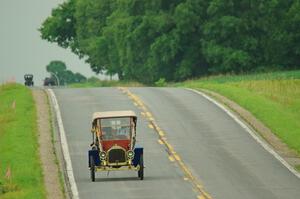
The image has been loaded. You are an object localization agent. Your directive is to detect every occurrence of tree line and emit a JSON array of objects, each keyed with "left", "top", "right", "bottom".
[
  {"left": 46, "top": 60, "right": 87, "bottom": 85},
  {"left": 40, "top": 0, "right": 300, "bottom": 84}
]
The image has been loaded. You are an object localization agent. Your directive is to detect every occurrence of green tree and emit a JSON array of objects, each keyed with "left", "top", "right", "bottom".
[
  {"left": 284, "top": 0, "right": 300, "bottom": 68},
  {"left": 46, "top": 60, "right": 86, "bottom": 84},
  {"left": 46, "top": 60, "right": 67, "bottom": 85},
  {"left": 40, "top": 0, "right": 300, "bottom": 84},
  {"left": 46, "top": 60, "right": 67, "bottom": 73},
  {"left": 74, "top": 72, "right": 87, "bottom": 82},
  {"left": 61, "top": 70, "right": 75, "bottom": 84},
  {"left": 40, "top": 0, "right": 80, "bottom": 54}
]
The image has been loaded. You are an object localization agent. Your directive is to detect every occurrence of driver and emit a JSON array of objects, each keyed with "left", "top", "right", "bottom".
[{"left": 101, "top": 127, "right": 113, "bottom": 139}]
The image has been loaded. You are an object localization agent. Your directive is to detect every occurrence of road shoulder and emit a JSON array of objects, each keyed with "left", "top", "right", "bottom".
[{"left": 33, "top": 89, "right": 64, "bottom": 199}]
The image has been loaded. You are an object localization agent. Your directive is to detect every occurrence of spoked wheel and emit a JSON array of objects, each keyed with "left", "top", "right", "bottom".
[
  {"left": 138, "top": 155, "right": 144, "bottom": 180},
  {"left": 89, "top": 156, "right": 95, "bottom": 182}
]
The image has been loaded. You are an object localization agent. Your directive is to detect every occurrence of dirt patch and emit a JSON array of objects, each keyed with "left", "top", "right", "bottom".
[
  {"left": 33, "top": 89, "right": 64, "bottom": 199},
  {"left": 200, "top": 89, "right": 300, "bottom": 168}
]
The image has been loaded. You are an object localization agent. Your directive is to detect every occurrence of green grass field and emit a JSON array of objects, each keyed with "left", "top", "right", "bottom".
[
  {"left": 0, "top": 84, "right": 45, "bottom": 199},
  {"left": 176, "top": 70, "right": 300, "bottom": 156},
  {"left": 296, "top": 165, "right": 300, "bottom": 172}
]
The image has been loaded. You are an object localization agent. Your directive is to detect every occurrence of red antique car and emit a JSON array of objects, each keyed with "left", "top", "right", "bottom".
[{"left": 88, "top": 110, "right": 144, "bottom": 181}]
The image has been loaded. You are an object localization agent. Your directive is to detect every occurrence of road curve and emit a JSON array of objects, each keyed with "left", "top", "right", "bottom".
[{"left": 53, "top": 87, "right": 300, "bottom": 199}]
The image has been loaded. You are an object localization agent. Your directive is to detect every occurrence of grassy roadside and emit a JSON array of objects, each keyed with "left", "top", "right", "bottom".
[
  {"left": 175, "top": 71, "right": 300, "bottom": 156},
  {"left": 0, "top": 84, "right": 45, "bottom": 198},
  {"left": 296, "top": 165, "right": 300, "bottom": 172}
]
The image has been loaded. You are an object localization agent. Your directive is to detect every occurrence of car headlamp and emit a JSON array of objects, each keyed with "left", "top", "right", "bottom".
[
  {"left": 99, "top": 151, "right": 106, "bottom": 160},
  {"left": 127, "top": 150, "right": 134, "bottom": 159}
]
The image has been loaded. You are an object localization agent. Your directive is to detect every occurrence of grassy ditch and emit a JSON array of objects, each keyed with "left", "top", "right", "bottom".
[
  {"left": 0, "top": 84, "right": 45, "bottom": 199},
  {"left": 296, "top": 165, "right": 300, "bottom": 172},
  {"left": 175, "top": 71, "right": 300, "bottom": 156}
]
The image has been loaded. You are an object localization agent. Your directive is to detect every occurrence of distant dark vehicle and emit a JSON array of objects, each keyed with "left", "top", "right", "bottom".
[
  {"left": 43, "top": 77, "right": 56, "bottom": 86},
  {"left": 24, "top": 74, "right": 34, "bottom": 86}
]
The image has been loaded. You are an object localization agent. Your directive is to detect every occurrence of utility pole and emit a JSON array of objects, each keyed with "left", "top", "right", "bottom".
[{"left": 50, "top": 72, "right": 60, "bottom": 86}]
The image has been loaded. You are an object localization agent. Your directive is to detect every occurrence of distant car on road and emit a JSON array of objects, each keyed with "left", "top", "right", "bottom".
[
  {"left": 24, "top": 74, "right": 34, "bottom": 86},
  {"left": 43, "top": 77, "right": 56, "bottom": 86},
  {"left": 88, "top": 110, "right": 144, "bottom": 181}
]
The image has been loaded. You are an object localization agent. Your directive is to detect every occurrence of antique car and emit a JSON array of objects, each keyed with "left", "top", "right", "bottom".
[
  {"left": 24, "top": 74, "right": 34, "bottom": 86},
  {"left": 88, "top": 110, "right": 144, "bottom": 181}
]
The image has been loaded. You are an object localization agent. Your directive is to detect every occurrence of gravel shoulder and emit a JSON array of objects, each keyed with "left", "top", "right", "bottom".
[{"left": 33, "top": 89, "right": 64, "bottom": 199}]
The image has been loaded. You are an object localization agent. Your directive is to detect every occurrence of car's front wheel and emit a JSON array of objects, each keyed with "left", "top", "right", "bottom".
[
  {"left": 138, "top": 155, "right": 144, "bottom": 180},
  {"left": 89, "top": 156, "right": 95, "bottom": 182}
]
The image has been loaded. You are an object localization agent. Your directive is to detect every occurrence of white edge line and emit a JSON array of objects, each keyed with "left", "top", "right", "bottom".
[
  {"left": 186, "top": 88, "right": 300, "bottom": 179},
  {"left": 48, "top": 89, "right": 80, "bottom": 198}
]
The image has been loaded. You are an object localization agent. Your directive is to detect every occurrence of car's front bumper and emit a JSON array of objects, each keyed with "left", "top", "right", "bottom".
[{"left": 94, "top": 164, "right": 140, "bottom": 172}]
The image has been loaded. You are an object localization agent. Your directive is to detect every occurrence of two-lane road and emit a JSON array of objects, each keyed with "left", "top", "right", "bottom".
[{"left": 53, "top": 87, "right": 300, "bottom": 199}]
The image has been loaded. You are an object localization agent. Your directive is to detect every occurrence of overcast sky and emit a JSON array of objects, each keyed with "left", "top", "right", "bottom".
[{"left": 0, "top": 0, "right": 102, "bottom": 85}]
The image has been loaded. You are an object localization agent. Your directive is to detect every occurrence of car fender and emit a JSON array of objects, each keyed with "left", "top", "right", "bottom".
[
  {"left": 133, "top": 146, "right": 143, "bottom": 167},
  {"left": 88, "top": 150, "right": 101, "bottom": 167}
]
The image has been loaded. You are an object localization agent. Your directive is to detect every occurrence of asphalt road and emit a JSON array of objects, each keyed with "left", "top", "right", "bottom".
[{"left": 53, "top": 87, "right": 300, "bottom": 199}]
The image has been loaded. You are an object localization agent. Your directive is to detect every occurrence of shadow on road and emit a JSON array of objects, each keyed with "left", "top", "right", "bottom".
[{"left": 82, "top": 175, "right": 172, "bottom": 182}]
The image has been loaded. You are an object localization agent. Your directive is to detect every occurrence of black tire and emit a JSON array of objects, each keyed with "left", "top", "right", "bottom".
[
  {"left": 138, "top": 155, "right": 144, "bottom": 180},
  {"left": 89, "top": 156, "right": 95, "bottom": 182}
]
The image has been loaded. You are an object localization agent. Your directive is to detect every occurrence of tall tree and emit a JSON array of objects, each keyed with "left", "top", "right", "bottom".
[
  {"left": 40, "top": 0, "right": 300, "bottom": 84},
  {"left": 40, "top": 0, "right": 80, "bottom": 54},
  {"left": 46, "top": 60, "right": 67, "bottom": 75}
]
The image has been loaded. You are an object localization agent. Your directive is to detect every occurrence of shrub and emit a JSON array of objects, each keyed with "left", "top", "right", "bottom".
[{"left": 155, "top": 78, "right": 166, "bottom": 87}]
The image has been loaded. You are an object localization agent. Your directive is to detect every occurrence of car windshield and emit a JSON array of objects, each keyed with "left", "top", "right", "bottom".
[{"left": 100, "top": 117, "right": 131, "bottom": 140}]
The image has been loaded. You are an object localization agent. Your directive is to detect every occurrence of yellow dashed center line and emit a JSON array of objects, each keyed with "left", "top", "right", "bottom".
[
  {"left": 118, "top": 87, "right": 213, "bottom": 199},
  {"left": 158, "top": 139, "right": 164, "bottom": 145},
  {"left": 158, "top": 130, "right": 165, "bottom": 137},
  {"left": 174, "top": 154, "right": 181, "bottom": 161},
  {"left": 168, "top": 156, "right": 175, "bottom": 162}
]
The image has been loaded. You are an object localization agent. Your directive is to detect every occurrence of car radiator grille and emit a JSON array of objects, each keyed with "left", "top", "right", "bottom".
[{"left": 108, "top": 148, "right": 126, "bottom": 164}]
